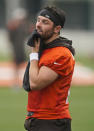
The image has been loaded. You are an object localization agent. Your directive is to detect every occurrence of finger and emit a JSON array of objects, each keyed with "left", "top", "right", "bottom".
[
  {"left": 34, "top": 38, "right": 38, "bottom": 44},
  {"left": 35, "top": 38, "right": 40, "bottom": 46},
  {"left": 37, "top": 38, "right": 40, "bottom": 43}
]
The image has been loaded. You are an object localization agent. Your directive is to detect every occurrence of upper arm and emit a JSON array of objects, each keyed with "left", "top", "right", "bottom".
[{"left": 30, "top": 65, "right": 58, "bottom": 90}]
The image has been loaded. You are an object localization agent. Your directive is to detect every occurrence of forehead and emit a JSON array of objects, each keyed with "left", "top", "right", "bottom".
[{"left": 37, "top": 16, "right": 53, "bottom": 23}]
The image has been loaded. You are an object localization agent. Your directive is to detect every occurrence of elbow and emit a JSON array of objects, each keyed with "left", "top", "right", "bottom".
[{"left": 30, "top": 81, "right": 40, "bottom": 90}]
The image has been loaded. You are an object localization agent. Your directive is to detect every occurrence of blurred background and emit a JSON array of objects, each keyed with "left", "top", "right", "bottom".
[{"left": 0, "top": 0, "right": 94, "bottom": 131}]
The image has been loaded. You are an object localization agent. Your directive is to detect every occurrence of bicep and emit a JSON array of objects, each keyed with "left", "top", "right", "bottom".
[
  {"left": 39, "top": 66, "right": 58, "bottom": 83},
  {"left": 31, "top": 66, "right": 58, "bottom": 90}
]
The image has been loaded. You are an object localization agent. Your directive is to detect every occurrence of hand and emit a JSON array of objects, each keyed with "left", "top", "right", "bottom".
[
  {"left": 30, "top": 38, "right": 40, "bottom": 53},
  {"left": 27, "top": 29, "right": 41, "bottom": 47}
]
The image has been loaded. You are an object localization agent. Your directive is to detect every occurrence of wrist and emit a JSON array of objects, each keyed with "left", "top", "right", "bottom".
[
  {"left": 29, "top": 53, "right": 39, "bottom": 61},
  {"left": 30, "top": 47, "right": 39, "bottom": 53},
  {"left": 31, "top": 48, "right": 39, "bottom": 53}
]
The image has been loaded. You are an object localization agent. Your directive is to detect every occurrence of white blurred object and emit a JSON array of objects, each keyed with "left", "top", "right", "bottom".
[
  {"left": 0, "top": 29, "right": 12, "bottom": 55},
  {"left": 72, "top": 63, "right": 94, "bottom": 85},
  {"left": 11, "top": 8, "right": 27, "bottom": 20}
]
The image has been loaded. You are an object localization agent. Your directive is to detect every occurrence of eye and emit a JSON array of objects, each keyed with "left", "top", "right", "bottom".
[{"left": 43, "top": 20, "right": 49, "bottom": 24}]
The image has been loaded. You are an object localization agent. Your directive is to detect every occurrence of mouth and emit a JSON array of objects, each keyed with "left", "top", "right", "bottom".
[{"left": 37, "top": 29, "right": 43, "bottom": 34}]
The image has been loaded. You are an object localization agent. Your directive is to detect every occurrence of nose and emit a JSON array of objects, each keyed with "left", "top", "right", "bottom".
[{"left": 36, "top": 21, "right": 42, "bottom": 28}]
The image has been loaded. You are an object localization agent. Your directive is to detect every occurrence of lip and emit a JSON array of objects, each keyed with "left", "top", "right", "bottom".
[
  {"left": 36, "top": 28, "right": 42, "bottom": 32},
  {"left": 37, "top": 29, "right": 42, "bottom": 32},
  {"left": 37, "top": 30, "right": 43, "bottom": 34}
]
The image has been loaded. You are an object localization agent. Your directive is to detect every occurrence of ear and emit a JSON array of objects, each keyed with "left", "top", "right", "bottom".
[{"left": 54, "top": 25, "right": 61, "bottom": 34}]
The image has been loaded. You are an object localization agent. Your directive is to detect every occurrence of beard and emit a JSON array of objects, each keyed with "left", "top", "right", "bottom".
[
  {"left": 41, "top": 30, "right": 54, "bottom": 41},
  {"left": 37, "top": 26, "right": 55, "bottom": 41}
]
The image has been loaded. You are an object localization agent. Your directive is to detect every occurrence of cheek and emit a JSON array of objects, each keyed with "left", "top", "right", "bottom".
[{"left": 42, "top": 25, "right": 53, "bottom": 33}]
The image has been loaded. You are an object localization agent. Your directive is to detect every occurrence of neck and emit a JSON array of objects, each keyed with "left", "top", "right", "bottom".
[{"left": 44, "top": 34, "right": 59, "bottom": 44}]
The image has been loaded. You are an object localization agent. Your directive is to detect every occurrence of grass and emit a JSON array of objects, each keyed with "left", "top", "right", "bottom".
[
  {"left": 0, "top": 88, "right": 27, "bottom": 131},
  {"left": 0, "top": 86, "right": 94, "bottom": 131},
  {"left": 75, "top": 55, "right": 94, "bottom": 69},
  {"left": 70, "top": 85, "right": 94, "bottom": 131},
  {"left": 0, "top": 53, "right": 12, "bottom": 62}
]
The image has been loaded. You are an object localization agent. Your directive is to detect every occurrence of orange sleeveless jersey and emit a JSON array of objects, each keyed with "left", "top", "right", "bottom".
[{"left": 27, "top": 47, "right": 75, "bottom": 119}]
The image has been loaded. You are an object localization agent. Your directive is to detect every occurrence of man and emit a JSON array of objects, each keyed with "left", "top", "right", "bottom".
[
  {"left": 7, "top": 8, "right": 31, "bottom": 87},
  {"left": 24, "top": 6, "right": 75, "bottom": 131}
]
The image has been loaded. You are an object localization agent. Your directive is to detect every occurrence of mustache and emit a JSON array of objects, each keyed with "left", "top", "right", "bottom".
[{"left": 36, "top": 28, "right": 43, "bottom": 33}]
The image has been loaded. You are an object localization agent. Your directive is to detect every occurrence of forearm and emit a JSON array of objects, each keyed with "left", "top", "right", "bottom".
[{"left": 29, "top": 60, "right": 40, "bottom": 90}]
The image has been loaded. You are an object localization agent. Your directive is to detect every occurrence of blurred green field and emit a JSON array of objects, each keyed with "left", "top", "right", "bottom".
[{"left": 0, "top": 86, "right": 94, "bottom": 131}]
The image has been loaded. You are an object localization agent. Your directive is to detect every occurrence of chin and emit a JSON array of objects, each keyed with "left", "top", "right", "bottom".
[{"left": 39, "top": 32, "right": 43, "bottom": 36}]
